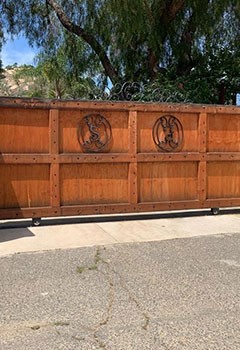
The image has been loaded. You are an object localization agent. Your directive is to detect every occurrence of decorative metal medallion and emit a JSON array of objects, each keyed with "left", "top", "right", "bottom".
[
  {"left": 152, "top": 115, "right": 184, "bottom": 152},
  {"left": 77, "top": 114, "right": 112, "bottom": 153}
]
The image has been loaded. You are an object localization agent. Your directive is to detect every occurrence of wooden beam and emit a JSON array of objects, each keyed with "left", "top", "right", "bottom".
[
  {"left": 49, "top": 109, "right": 60, "bottom": 208},
  {"left": 128, "top": 110, "right": 138, "bottom": 204}
]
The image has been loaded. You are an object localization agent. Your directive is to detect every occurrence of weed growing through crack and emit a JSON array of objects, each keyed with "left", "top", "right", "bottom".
[
  {"left": 77, "top": 266, "right": 85, "bottom": 274},
  {"left": 54, "top": 321, "right": 69, "bottom": 326},
  {"left": 77, "top": 247, "right": 103, "bottom": 274}
]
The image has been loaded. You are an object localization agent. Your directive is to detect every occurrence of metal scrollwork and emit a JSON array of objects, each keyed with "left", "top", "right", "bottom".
[
  {"left": 109, "top": 82, "right": 141, "bottom": 101},
  {"left": 77, "top": 114, "right": 112, "bottom": 153},
  {"left": 152, "top": 115, "right": 184, "bottom": 152},
  {"left": 94, "top": 81, "right": 189, "bottom": 103}
]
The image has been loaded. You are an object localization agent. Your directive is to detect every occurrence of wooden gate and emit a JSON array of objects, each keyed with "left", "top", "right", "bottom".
[{"left": 0, "top": 97, "right": 240, "bottom": 221}]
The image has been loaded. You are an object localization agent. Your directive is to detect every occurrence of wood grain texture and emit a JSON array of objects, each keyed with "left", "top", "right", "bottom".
[
  {"left": 60, "top": 163, "right": 129, "bottom": 205},
  {"left": 137, "top": 112, "right": 199, "bottom": 153},
  {"left": 59, "top": 109, "right": 129, "bottom": 153},
  {"left": 49, "top": 109, "right": 59, "bottom": 154},
  {"left": 207, "top": 161, "right": 240, "bottom": 199},
  {"left": 0, "top": 108, "right": 49, "bottom": 153},
  {"left": 128, "top": 110, "right": 138, "bottom": 204},
  {"left": 208, "top": 114, "right": 240, "bottom": 152},
  {"left": 1, "top": 97, "right": 239, "bottom": 114},
  {"left": 138, "top": 162, "right": 198, "bottom": 202},
  {"left": 0, "top": 97, "right": 240, "bottom": 220},
  {"left": 0, "top": 165, "right": 50, "bottom": 209}
]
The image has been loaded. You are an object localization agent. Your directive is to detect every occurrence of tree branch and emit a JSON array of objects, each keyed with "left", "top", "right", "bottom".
[
  {"left": 162, "top": 0, "right": 186, "bottom": 23},
  {"left": 46, "top": 0, "right": 119, "bottom": 84},
  {"left": 146, "top": 0, "right": 186, "bottom": 80},
  {"left": 176, "top": 11, "right": 197, "bottom": 75}
]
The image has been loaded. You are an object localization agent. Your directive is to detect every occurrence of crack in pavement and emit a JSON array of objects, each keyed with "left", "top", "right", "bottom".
[
  {"left": 93, "top": 273, "right": 115, "bottom": 350},
  {"left": 60, "top": 246, "right": 152, "bottom": 349},
  {"left": 75, "top": 247, "right": 114, "bottom": 350},
  {"left": 109, "top": 264, "right": 151, "bottom": 332},
  {"left": 93, "top": 247, "right": 151, "bottom": 332}
]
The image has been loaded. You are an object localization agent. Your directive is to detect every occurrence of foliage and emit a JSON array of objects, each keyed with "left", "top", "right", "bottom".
[
  {"left": 0, "top": 51, "right": 103, "bottom": 99},
  {"left": 0, "top": 64, "right": 44, "bottom": 97},
  {"left": 0, "top": 0, "right": 240, "bottom": 103},
  {"left": 35, "top": 32, "right": 104, "bottom": 99}
]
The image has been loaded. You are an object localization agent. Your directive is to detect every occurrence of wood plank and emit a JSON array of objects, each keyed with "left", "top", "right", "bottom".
[
  {"left": 57, "top": 153, "right": 133, "bottom": 163},
  {"left": 205, "top": 198, "right": 240, "bottom": 207},
  {"left": 206, "top": 153, "right": 240, "bottom": 161},
  {"left": 137, "top": 112, "right": 199, "bottom": 153},
  {"left": 137, "top": 153, "right": 203, "bottom": 162},
  {"left": 207, "top": 161, "right": 240, "bottom": 199},
  {"left": 128, "top": 111, "right": 138, "bottom": 204},
  {"left": 0, "top": 207, "right": 61, "bottom": 220},
  {"left": 128, "top": 162, "right": 138, "bottom": 204},
  {"left": 61, "top": 201, "right": 203, "bottom": 216},
  {"left": 0, "top": 164, "right": 50, "bottom": 209},
  {"left": 49, "top": 109, "right": 59, "bottom": 154},
  {"left": 0, "top": 108, "right": 49, "bottom": 153},
  {"left": 198, "top": 112, "right": 207, "bottom": 202},
  {"left": 1, "top": 97, "right": 240, "bottom": 114},
  {"left": 50, "top": 163, "right": 60, "bottom": 207},
  {"left": 49, "top": 109, "right": 60, "bottom": 208},
  {"left": 0, "top": 154, "right": 51, "bottom": 164},
  {"left": 199, "top": 112, "right": 207, "bottom": 153},
  {"left": 138, "top": 162, "right": 198, "bottom": 202},
  {"left": 208, "top": 113, "right": 240, "bottom": 152},
  {"left": 1, "top": 198, "right": 240, "bottom": 220},
  {"left": 128, "top": 110, "right": 137, "bottom": 154},
  {"left": 60, "top": 163, "right": 129, "bottom": 205},
  {"left": 59, "top": 110, "right": 128, "bottom": 153},
  {"left": 198, "top": 161, "right": 207, "bottom": 201}
]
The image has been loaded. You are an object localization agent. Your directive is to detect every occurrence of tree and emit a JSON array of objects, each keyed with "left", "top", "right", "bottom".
[
  {"left": 35, "top": 36, "right": 104, "bottom": 99},
  {"left": 0, "top": 30, "right": 4, "bottom": 81},
  {"left": 1, "top": 0, "right": 240, "bottom": 102},
  {"left": 0, "top": 39, "right": 104, "bottom": 99}
]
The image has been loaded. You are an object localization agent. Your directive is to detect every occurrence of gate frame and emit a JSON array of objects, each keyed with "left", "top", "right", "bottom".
[{"left": 0, "top": 97, "right": 240, "bottom": 222}]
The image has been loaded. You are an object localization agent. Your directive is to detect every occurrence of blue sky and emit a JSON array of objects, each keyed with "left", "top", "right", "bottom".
[{"left": 1, "top": 35, "right": 38, "bottom": 67}]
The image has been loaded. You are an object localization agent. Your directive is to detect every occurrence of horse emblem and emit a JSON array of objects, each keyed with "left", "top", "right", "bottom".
[
  {"left": 77, "top": 114, "right": 112, "bottom": 152},
  {"left": 152, "top": 115, "right": 184, "bottom": 152}
]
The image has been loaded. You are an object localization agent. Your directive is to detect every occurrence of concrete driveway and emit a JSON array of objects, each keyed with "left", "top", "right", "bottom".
[
  {"left": 0, "top": 210, "right": 240, "bottom": 349},
  {"left": 0, "top": 209, "right": 240, "bottom": 257}
]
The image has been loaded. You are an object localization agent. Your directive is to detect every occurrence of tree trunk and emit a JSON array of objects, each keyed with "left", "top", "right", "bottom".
[{"left": 46, "top": 0, "right": 119, "bottom": 85}]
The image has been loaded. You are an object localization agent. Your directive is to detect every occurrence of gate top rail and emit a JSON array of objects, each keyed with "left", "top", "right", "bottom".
[{"left": 0, "top": 96, "right": 240, "bottom": 114}]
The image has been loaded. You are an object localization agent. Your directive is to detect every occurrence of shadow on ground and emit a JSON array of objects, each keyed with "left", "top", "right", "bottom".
[
  {"left": 0, "top": 208, "right": 239, "bottom": 230},
  {"left": 0, "top": 228, "right": 35, "bottom": 243}
]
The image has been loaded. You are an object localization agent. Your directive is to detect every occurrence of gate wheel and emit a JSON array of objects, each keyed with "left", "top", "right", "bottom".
[
  {"left": 211, "top": 208, "right": 220, "bottom": 215},
  {"left": 32, "top": 218, "right": 42, "bottom": 226}
]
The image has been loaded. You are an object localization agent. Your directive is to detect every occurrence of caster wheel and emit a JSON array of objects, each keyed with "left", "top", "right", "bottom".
[
  {"left": 211, "top": 208, "right": 219, "bottom": 215},
  {"left": 32, "top": 218, "right": 42, "bottom": 226}
]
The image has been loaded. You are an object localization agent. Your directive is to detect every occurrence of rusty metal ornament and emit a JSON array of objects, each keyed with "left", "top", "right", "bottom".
[
  {"left": 152, "top": 115, "right": 184, "bottom": 152},
  {"left": 77, "top": 114, "right": 112, "bottom": 153}
]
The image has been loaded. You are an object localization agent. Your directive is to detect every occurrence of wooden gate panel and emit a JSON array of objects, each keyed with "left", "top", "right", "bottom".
[
  {"left": 60, "top": 163, "right": 129, "bottom": 205},
  {"left": 0, "top": 98, "right": 240, "bottom": 220},
  {"left": 0, "top": 108, "right": 49, "bottom": 153},
  {"left": 138, "top": 162, "right": 198, "bottom": 202},
  {"left": 0, "top": 164, "right": 50, "bottom": 208},
  {"left": 207, "top": 161, "right": 240, "bottom": 199},
  {"left": 208, "top": 113, "right": 240, "bottom": 152},
  {"left": 137, "top": 112, "right": 199, "bottom": 153},
  {"left": 59, "top": 110, "right": 129, "bottom": 153}
]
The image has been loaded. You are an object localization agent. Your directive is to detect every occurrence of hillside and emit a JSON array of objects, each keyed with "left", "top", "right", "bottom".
[{"left": 0, "top": 65, "right": 38, "bottom": 97}]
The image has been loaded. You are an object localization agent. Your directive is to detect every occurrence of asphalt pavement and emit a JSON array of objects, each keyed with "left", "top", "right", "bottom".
[{"left": 0, "top": 210, "right": 240, "bottom": 349}]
